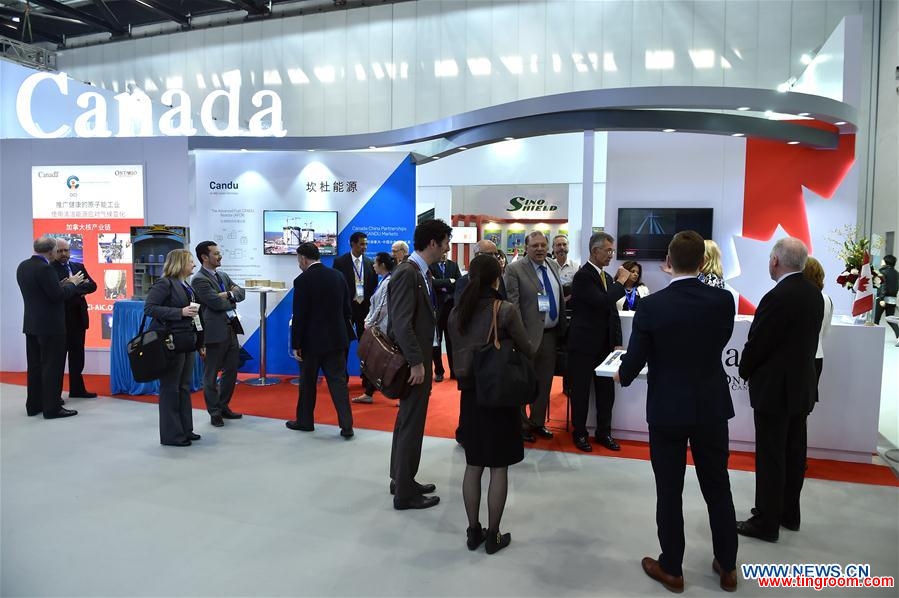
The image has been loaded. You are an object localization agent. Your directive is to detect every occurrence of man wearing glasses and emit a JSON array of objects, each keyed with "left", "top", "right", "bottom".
[{"left": 453, "top": 240, "right": 506, "bottom": 303}]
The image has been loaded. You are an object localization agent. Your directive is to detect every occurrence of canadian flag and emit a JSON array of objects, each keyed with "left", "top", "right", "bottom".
[{"left": 852, "top": 251, "right": 874, "bottom": 317}]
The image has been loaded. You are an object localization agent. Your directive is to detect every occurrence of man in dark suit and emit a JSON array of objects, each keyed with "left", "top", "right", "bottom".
[
  {"left": 387, "top": 218, "right": 453, "bottom": 510},
  {"left": 191, "top": 241, "right": 246, "bottom": 427},
  {"left": 567, "top": 232, "right": 630, "bottom": 452},
  {"left": 287, "top": 243, "right": 354, "bottom": 439},
  {"left": 737, "top": 237, "right": 824, "bottom": 543},
  {"left": 616, "top": 231, "right": 738, "bottom": 593},
  {"left": 52, "top": 237, "right": 98, "bottom": 399},
  {"left": 453, "top": 240, "right": 507, "bottom": 304},
  {"left": 333, "top": 231, "right": 378, "bottom": 402},
  {"left": 504, "top": 231, "right": 567, "bottom": 442},
  {"left": 17, "top": 236, "right": 84, "bottom": 419},
  {"left": 428, "top": 249, "right": 461, "bottom": 382}
]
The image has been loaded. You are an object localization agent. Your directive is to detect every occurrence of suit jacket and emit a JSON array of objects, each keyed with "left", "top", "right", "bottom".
[
  {"left": 619, "top": 278, "right": 735, "bottom": 426},
  {"left": 292, "top": 263, "right": 353, "bottom": 355},
  {"left": 144, "top": 277, "right": 196, "bottom": 335},
  {"left": 387, "top": 260, "right": 435, "bottom": 368},
  {"left": 428, "top": 259, "right": 462, "bottom": 307},
  {"left": 504, "top": 257, "right": 567, "bottom": 351},
  {"left": 454, "top": 273, "right": 507, "bottom": 304},
  {"left": 333, "top": 252, "right": 377, "bottom": 310},
  {"left": 566, "top": 262, "right": 624, "bottom": 355},
  {"left": 191, "top": 268, "right": 245, "bottom": 344},
  {"left": 17, "top": 255, "right": 80, "bottom": 336},
  {"left": 52, "top": 260, "right": 97, "bottom": 330},
  {"left": 739, "top": 273, "right": 824, "bottom": 415}
]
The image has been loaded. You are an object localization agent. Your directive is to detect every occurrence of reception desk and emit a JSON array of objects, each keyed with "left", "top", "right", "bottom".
[
  {"left": 110, "top": 300, "right": 204, "bottom": 395},
  {"left": 606, "top": 313, "right": 885, "bottom": 463}
]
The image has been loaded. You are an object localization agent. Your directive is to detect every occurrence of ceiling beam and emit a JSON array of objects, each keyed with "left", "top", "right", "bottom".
[
  {"left": 227, "top": 0, "right": 270, "bottom": 16},
  {"left": 91, "top": 0, "right": 125, "bottom": 31},
  {"left": 130, "top": 0, "right": 191, "bottom": 27},
  {"left": 26, "top": 0, "right": 127, "bottom": 35},
  {"left": 0, "top": 7, "right": 66, "bottom": 45}
]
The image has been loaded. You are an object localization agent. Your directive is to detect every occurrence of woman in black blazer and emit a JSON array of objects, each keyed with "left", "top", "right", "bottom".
[{"left": 144, "top": 249, "right": 202, "bottom": 447}]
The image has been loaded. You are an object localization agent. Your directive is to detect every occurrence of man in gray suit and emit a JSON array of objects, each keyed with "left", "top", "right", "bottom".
[
  {"left": 192, "top": 241, "right": 246, "bottom": 428},
  {"left": 387, "top": 218, "right": 452, "bottom": 510},
  {"left": 504, "top": 231, "right": 566, "bottom": 442}
]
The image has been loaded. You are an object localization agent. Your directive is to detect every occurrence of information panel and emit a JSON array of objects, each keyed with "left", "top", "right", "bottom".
[{"left": 31, "top": 165, "right": 145, "bottom": 349}]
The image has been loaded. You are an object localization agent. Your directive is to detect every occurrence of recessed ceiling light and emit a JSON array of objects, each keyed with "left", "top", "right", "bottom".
[
  {"left": 240, "top": 148, "right": 248, "bottom": 152},
  {"left": 798, "top": 112, "right": 810, "bottom": 116},
  {"left": 737, "top": 106, "right": 751, "bottom": 111},
  {"left": 458, "top": 147, "right": 467, "bottom": 151},
  {"left": 662, "top": 128, "right": 676, "bottom": 133},
  {"left": 504, "top": 137, "right": 514, "bottom": 141},
  {"left": 835, "top": 121, "right": 846, "bottom": 125},
  {"left": 368, "top": 146, "right": 377, "bottom": 149},
  {"left": 731, "top": 133, "right": 744, "bottom": 137},
  {"left": 432, "top": 156, "right": 440, "bottom": 160},
  {"left": 787, "top": 141, "right": 800, "bottom": 145},
  {"left": 307, "top": 149, "right": 314, "bottom": 152}
]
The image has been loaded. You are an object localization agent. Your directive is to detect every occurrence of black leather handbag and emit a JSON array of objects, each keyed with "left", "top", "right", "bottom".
[
  {"left": 128, "top": 315, "right": 174, "bottom": 382},
  {"left": 473, "top": 301, "right": 537, "bottom": 408}
]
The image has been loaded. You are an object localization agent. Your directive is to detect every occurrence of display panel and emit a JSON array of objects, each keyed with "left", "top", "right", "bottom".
[
  {"left": 450, "top": 226, "right": 478, "bottom": 244},
  {"left": 617, "top": 208, "right": 713, "bottom": 260},
  {"left": 263, "top": 210, "right": 338, "bottom": 255}
]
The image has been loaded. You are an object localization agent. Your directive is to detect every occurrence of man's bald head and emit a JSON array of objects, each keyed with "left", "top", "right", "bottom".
[
  {"left": 55, "top": 238, "right": 72, "bottom": 263},
  {"left": 33, "top": 236, "right": 56, "bottom": 255},
  {"left": 475, "top": 240, "right": 499, "bottom": 255}
]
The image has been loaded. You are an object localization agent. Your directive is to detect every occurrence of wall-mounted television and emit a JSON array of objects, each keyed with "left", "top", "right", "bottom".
[
  {"left": 617, "top": 208, "right": 713, "bottom": 260},
  {"left": 263, "top": 210, "right": 338, "bottom": 256}
]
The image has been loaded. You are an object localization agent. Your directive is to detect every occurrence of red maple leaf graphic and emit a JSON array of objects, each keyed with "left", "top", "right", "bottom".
[{"left": 856, "top": 276, "right": 869, "bottom": 292}]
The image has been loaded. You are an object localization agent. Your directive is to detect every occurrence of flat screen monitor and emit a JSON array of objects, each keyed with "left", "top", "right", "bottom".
[
  {"left": 451, "top": 226, "right": 478, "bottom": 244},
  {"left": 617, "top": 208, "right": 713, "bottom": 260},
  {"left": 263, "top": 210, "right": 338, "bottom": 256}
]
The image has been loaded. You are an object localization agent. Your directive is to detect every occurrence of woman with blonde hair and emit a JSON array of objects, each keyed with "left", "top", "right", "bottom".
[
  {"left": 144, "top": 249, "right": 203, "bottom": 447},
  {"left": 698, "top": 240, "right": 726, "bottom": 289},
  {"left": 802, "top": 256, "right": 833, "bottom": 399}
]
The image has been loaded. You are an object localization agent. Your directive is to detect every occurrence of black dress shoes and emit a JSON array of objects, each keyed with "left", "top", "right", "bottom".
[
  {"left": 533, "top": 426, "right": 554, "bottom": 439},
  {"left": 222, "top": 408, "right": 243, "bottom": 419},
  {"left": 750, "top": 507, "right": 799, "bottom": 531},
  {"left": 390, "top": 480, "right": 437, "bottom": 496},
  {"left": 573, "top": 434, "right": 593, "bottom": 452},
  {"left": 340, "top": 427, "right": 354, "bottom": 439},
  {"left": 736, "top": 519, "right": 778, "bottom": 542},
  {"left": 26, "top": 408, "right": 42, "bottom": 417},
  {"left": 285, "top": 420, "right": 314, "bottom": 431},
  {"left": 162, "top": 439, "right": 191, "bottom": 447},
  {"left": 595, "top": 435, "right": 621, "bottom": 451},
  {"left": 187, "top": 433, "right": 201, "bottom": 441},
  {"left": 522, "top": 430, "right": 536, "bottom": 443},
  {"left": 211, "top": 415, "right": 224, "bottom": 427},
  {"left": 485, "top": 530, "right": 511, "bottom": 555},
  {"left": 69, "top": 392, "right": 97, "bottom": 399},
  {"left": 434, "top": 374, "right": 445, "bottom": 382},
  {"left": 44, "top": 407, "right": 78, "bottom": 419},
  {"left": 466, "top": 526, "right": 488, "bottom": 550},
  {"left": 393, "top": 495, "right": 440, "bottom": 510}
]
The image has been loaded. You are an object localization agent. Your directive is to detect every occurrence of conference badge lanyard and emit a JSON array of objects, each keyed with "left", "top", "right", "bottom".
[
  {"left": 413, "top": 260, "right": 439, "bottom": 347},
  {"left": 214, "top": 270, "right": 238, "bottom": 318},
  {"left": 537, "top": 288, "right": 550, "bottom": 313},
  {"left": 624, "top": 287, "right": 637, "bottom": 310},
  {"left": 353, "top": 257, "right": 365, "bottom": 301}
]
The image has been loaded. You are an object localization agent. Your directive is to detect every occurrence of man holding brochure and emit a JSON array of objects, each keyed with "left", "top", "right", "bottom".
[{"left": 615, "top": 230, "right": 738, "bottom": 593}]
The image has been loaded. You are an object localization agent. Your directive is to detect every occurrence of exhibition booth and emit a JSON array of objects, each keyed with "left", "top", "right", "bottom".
[{"left": 0, "top": 14, "right": 888, "bottom": 463}]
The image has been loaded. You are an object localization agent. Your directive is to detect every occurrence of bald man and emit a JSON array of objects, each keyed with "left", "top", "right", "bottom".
[
  {"left": 737, "top": 237, "right": 824, "bottom": 543},
  {"left": 453, "top": 240, "right": 506, "bottom": 303},
  {"left": 53, "top": 238, "right": 98, "bottom": 398}
]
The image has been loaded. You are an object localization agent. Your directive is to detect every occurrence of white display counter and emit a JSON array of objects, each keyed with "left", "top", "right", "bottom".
[{"left": 602, "top": 313, "right": 885, "bottom": 463}]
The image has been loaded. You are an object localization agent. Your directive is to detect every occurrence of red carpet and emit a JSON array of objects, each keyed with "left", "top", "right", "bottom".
[{"left": 3, "top": 370, "right": 897, "bottom": 488}]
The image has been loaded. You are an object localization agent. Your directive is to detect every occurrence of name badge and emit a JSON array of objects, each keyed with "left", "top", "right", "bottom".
[
  {"left": 356, "top": 283, "right": 365, "bottom": 299},
  {"left": 537, "top": 293, "right": 550, "bottom": 313}
]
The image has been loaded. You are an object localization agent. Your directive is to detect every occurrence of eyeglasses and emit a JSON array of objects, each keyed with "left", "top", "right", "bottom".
[{"left": 476, "top": 251, "right": 502, "bottom": 259}]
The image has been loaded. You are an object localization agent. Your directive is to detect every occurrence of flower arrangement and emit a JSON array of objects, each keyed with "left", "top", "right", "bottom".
[{"left": 827, "top": 226, "right": 883, "bottom": 291}]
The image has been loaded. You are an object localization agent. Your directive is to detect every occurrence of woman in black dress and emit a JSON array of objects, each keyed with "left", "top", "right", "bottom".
[{"left": 449, "top": 254, "right": 534, "bottom": 554}]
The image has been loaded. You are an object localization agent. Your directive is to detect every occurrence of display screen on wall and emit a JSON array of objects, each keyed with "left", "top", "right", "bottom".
[
  {"left": 451, "top": 226, "right": 478, "bottom": 244},
  {"left": 617, "top": 208, "right": 713, "bottom": 260},
  {"left": 263, "top": 210, "right": 338, "bottom": 256}
]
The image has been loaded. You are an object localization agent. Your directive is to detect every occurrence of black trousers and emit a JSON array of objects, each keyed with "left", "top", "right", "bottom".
[
  {"left": 25, "top": 333, "right": 66, "bottom": 416},
  {"left": 649, "top": 422, "right": 737, "bottom": 577},
  {"left": 64, "top": 324, "right": 88, "bottom": 395},
  {"left": 350, "top": 302, "right": 376, "bottom": 395},
  {"left": 432, "top": 299, "right": 454, "bottom": 377},
  {"left": 202, "top": 331, "right": 240, "bottom": 416},
  {"left": 875, "top": 301, "right": 898, "bottom": 337},
  {"left": 753, "top": 410, "right": 807, "bottom": 533},
  {"left": 568, "top": 350, "right": 614, "bottom": 437},
  {"left": 158, "top": 352, "right": 195, "bottom": 444},
  {"left": 390, "top": 362, "right": 433, "bottom": 499},
  {"left": 297, "top": 349, "right": 353, "bottom": 431}
]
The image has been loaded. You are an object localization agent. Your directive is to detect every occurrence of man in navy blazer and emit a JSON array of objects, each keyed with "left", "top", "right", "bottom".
[
  {"left": 17, "top": 236, "right": 85, "bottom": 419},
  {"left": 617, "top": 231, "right": 738, "bottom": 593},
  {"left": 736, "top": 237, "right": 824, "bottom": 543},
  {"left": 287, "top": 243, "right": 354, "bottom": 438},
  {"left": 52, "top": 237, "right": 98, "bottom": 399}
]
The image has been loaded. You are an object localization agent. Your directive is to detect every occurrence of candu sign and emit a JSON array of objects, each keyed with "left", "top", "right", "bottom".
[{"left": 14, "top": 71, "right": 286, "bottom": 138}]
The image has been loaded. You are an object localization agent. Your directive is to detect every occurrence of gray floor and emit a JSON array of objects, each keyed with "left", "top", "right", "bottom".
[{"left": 1, "top": 382, "right": 897, "bottom": 597}]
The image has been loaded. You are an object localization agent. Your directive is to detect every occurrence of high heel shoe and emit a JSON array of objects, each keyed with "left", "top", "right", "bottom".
[
  {"left": 466, "top": 526, "right": 487, "bottom": 550},
  {"left": 485, "top": 529, "right": 511, "bottom": 554}
]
